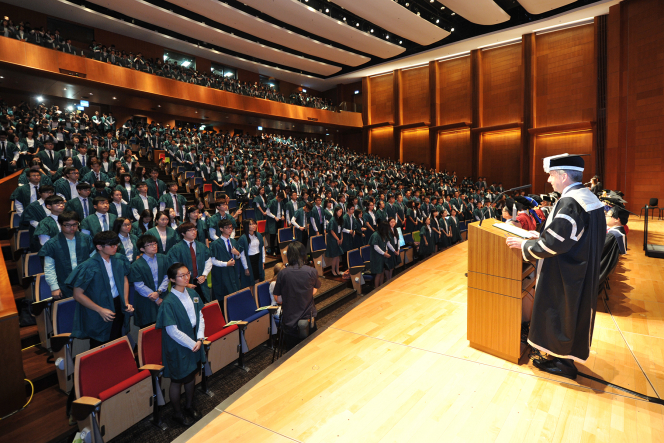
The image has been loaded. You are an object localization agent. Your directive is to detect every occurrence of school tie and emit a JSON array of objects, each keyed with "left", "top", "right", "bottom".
[
  {"left": 49, "top": 150, "right": 53, "bottom": 162},
  {"left": 226, "top": 238, "right": 232, "bottom": 255},
  {"left": 189, "top": 242, "right": 198, "bottom": 279},
  {"left": 155, "top": 180, "right": 159, "bottom": 195},
  {"left": 81, "top": 156, "right": 86, "bottom": 167},
  {"left": 101, "top": 214, "right": 108, "bottom": 231},
  {"left": 82, "top": 199, "right": 88, "bottom": 217}
]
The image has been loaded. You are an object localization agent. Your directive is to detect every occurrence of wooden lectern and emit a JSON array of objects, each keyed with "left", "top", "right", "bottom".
[{"left": 467, "top": 219, "right": 536, "bottom": 364}]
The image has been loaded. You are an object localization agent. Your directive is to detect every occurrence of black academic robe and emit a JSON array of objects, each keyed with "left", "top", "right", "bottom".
[{"left": 521, "top": 185, "right": 606, "bottom": 363}]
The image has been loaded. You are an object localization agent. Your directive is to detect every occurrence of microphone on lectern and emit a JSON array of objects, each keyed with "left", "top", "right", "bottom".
[{"left": 480, "top": 184, "right": 532, "bottom": 227}]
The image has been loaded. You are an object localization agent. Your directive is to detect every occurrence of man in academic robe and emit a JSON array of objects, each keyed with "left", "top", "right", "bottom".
[
  {"left": 265, "top": 191, "right": 286, "bottom": 254},
  {"left": 64, "top": 182, "right": 94, "bottom": 221},
  {"left": 130, "top": 234, "right": 170, "bottom": 327},
  {"left": 0, "top": 129, "right": 19, "bottom": 178},
  {"left": 506, "top": 154, "right": 605, "bottom": 379},
  {"left": 168, "top": 223, "right": 212, "bottom": 302},
  {"left": 54, "top": 167, "right": 80, "bottom": 201},
  {"left": 207, "top": 199, "right": 237, "bottom": 241},
  {"left": 159, "top": 182, "right": 187, "bottom": 222},
  {"left": 39, "top": 211, "right": 95, "bottom": 299},
  {"left": 11, "top": 169, "right": 41, "bottom": 215},
  {"left": 66, "top": 231, "right": 133, "bottom": 348},
  {"left": 209, "top": 219, "right": 242, "bottom": 302},
  {"left": 37, "top": 140, "right": 60, "bottom": 177},
  {"left": 108, "top": 189, "right": 132, "bottom": 219},
  {"left": 130, "top": 182, "right": 158, "bottom": 220},
  {"left": 81, "top": 196, "right": 117, "bottom": 237},
  {"left": 146, "top": 167, "right": 166, "bottom": 200},
  {"left": 35, "top": 195, "right": 66, "bottom": 250}
]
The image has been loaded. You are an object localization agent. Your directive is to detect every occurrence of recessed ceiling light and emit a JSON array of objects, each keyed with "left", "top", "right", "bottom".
[
  {"left": 158, "top": 105, "right": 161, "bottom": 107},
  {"left": 63, "top": 88, "right": 67, "bottom": 90},
  {"left": 386, "top": 35, "right": 389, "bottom": 39},
  {"left": 436, "top": 19, "right": 439, "bottom": 23},
  {"left": 451, "top": 12, "right": 455, "bottom": 15},
  {"left": 0, "top": 76, "right": 4, "bottom": 79},
  {"left": 113, "top": 97, "right": 116, "bottom": 100},
  {"left": 325, "top": 8, "right": 329, "bottom": 12},
  {"left": 370, "top": 29, "right": 374, "bottom": 33},
  {"left": 356, "top": 23, "right": 359, "bottom": 27},
  {"left": 451, "top": 28, "right": 454, "bottom": 32},
  {"left": 89, "top": 93, "right": 93, "bottom": 95},
  {"left": 399, "top": 40, "right": 402, "bottom": 44},
  {"left": 343, "top": 17, "right": 346, "bottom": 21}
]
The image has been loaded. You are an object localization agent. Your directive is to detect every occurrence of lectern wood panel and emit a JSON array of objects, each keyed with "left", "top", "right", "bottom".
[{"left": 467, "top": 219, "right": 521, "bottom": 280}]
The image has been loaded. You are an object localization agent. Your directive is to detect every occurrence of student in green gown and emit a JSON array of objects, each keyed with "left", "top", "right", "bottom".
[
  {"left": 291, "top": 201, "right": 312, "bottom": 245},
  {"left": 265, "top": 191, "right": 286, "bottom": 255},
  {"left": 341, "top": 204, "right": 357, "bottom": 254},
  {"left": 146, "top": 211, "right": 180, "bottom": 254},
  {"left": 439, "top": 209, "right": 453, "bottom": 250},
  {"left": 10, "top": 169, "right": 41, "bottom": 215},
  {"left": 237, "top": 218, "right": 266, "bottom": 289},
  {"left": 129, "top": 182, "right": 158, "bottom": 221},
  {"left": 130, "top": 234, "right": 169, "bottom": 327},
  {"left": 66, "top": 231, "right": 133, "bottom": 348},
  {"left": 39, "top": 211, "right": 95, "bottom": 299},
  {"left": 115, "top": 173, "right": 137, "bottom": 203},
  {"left": 168, "top": 223, "right": 212, "bottom": 303},
  {"left": 369, "top": 222, "right": 392, "bottom": 289},
  {"left": 113, "top": 217, "right": 139, "bottom": 262},
  {"left": 209, "top": 219, "right": 242, "bottom": 302},
  {"left": 385, "top": 217, "right": 401, "bottom": 281},
  {"left": 325, "top": 206, "right": 344, "bottom": 276},
  {"left": 132, "top": 209, "right": 154, "bottom": 237},
  {"left": 430, "top": 209, "right": 442, "bottom": 253},
  {"left": 419, "top": 216, "right": 434, "bottom": 258},
  {"left": 34, "top": 195, "right": 66, "bottom": 250},
  {"left": 447, "top": 209, "right": 462, "bottom": 245},
  {"left": 156, "top": 262, "right": 206, "bottom": 427},
  {"left": 185, "top": 205, "right": 207, "bottom": 244},
  {"left": 80, "top": 196, "right": 116, "bottom": 237}
]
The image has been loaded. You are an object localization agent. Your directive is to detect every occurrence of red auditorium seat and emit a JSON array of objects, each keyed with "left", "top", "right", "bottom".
[
  {"left": 72, "top": 337, "right": 161, "bottom": 442},
  {"left": 257, "top": 220, "right": 266, "bottom": 234},
  {"left": 137, "top": 325, "right": 173, "bottom": 405},
  {"left": 201, "top": 301, "right": 241, "bottom": 374}
]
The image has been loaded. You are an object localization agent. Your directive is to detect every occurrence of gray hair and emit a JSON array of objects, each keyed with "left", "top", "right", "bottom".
[{"left": 553, "top": 169, "right": 583, "bottom": 183}]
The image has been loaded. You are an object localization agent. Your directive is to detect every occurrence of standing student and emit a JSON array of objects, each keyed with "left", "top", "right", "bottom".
[
  {"left": 146, "top": 211, "right": 181, "bottom": 254},
  {"left": 385, "top": 217, "right": 401, "bottom": 280},
  {"left": 108, "top": 189, "right": 132, "bottom": 219},
  {"left": 11, "top": 169, "right": 41, "bottom": 215},
  {"left": 146, "top": 167, "right": 166, "bottom": 200},
  {"left": 35, "top": 195, "right": 66, "bottom": 248},
  {"left": 159, "top": 182, "right": 187, "bottom": 222},
  {"left": 265, "top": 191, "right": 286, "bottom": 255},
  {"left": 325, "top": 206, "right": 344, "bottom": 276},
  {"left": 156, "top": 262, "right": 206, "bottom": 427},
  {"left": 130, "top": 182, "right": 158, "bottom": 220},
  {"left": 237, "top": 219, "right": 266, "bottom": 289},
  {"left": 80, "top": 197, "right": 116, "bottom": 237},
  {"left": 291, "top": 201, "right": 311, "bottom": 245},
  {"left": 168, "top": 223, "right": 212, "bottom": 303},
  {"left": 113, "top": 217, "right": 139, "bottom": 262},
  {"left": 209, "top": 219, "right": 242, "bottom": 302},
  {"left": 39, "top": 211, "right": 95, "bottom": 299},
  {"left": 369, "top": 221, "right": 393, "bottom": 289},
  {"left": 185, "top": 206, "right": 207, "bottom": 244},
  {"left": 132, "top": 209, "right": 154, "bottom": 236},
  {"left": 64, "top": 182, "right": 94, "bottom": 221},
  {"left": 419, "top": 216, "right": 434, "bottom": 258},
  {"left": 66, "top": 231, "right": 133, "bottom": 348},
  {"left": 130, "top": 234, "right": 170, "bottom": 327}
]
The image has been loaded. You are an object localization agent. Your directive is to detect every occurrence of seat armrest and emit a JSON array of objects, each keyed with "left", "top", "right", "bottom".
[
  {"left": 265, "top": 306, "right": 278, "bottom": 313},
  {"left": 31, "top": 298, "right": 53, "bottom": 316},
  {"left": 139, "top": 364, "right": 165, "bottom": 375},
  {"left": 71, "top": 396, "right": 102, "bottom": 421},
  {"left": 50, "top": 333, "right": 72, "bottom": 353},
  {"left": 235, "top": 320, "right": 248, "bottom": 331}
]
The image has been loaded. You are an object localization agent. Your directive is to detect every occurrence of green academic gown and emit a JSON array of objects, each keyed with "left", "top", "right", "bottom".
[
  {"left": 207, "top": 212, "right": 237, "bottom": 240},
  {"left": 146, "top": 178, "right": 166, "bottom": 201},
  {"left": 81, "top": 212, "right": 117, "bottom": 236},
  {"left": 209, "top": 236, "right": 242, "bottom": 302},
  {"left": 117, "top": 233, "right": 139, "bottom": 262},
  {"left": 237, "top": 233, "right": 265, "bottom": 289},
  {"left": 38, "top": 232, "right": 95, "bottom": 298},
  {"left": 325, "top": 218, "right": 344, "bottom": 258},
  {"left": 158, "top": 193, "right": 188, "bottom": 222},
  {"left": 291, "top": 207, "right": 308, "bottom": 243},
  {"left": 33, "top": 215, "right": 61, "bottom": 251},
  {"left": 129, "top": 254, "right": 170, "bottom": 327},
  {"left": 129, "top": 195, "right": 158, "bottom": 219},
  {"left": 115, "top": 184, "right": 137, "bottom": 203},
  {"left": 252, "top": 195, "right": 267, "bottom": 221},
  {"left": 156, "top": 288, "right": 206, "bottom": 380},
  {"left": 146, "top": 226, "right": 180, "bottom": 254},
  {"left": 265, "top": 198, "right": 283, "bottom": 235},
  {"left": 369, "top": 231, "right": 388, "bottom": 275},
  {"left": 166, "top": 240, "right": 211, "bottom": 302},
  {"left": 419, "top": 226, "right": 434, "bottom": 258},
  {"left": 66, "top": 253, "right": 131, "bottom": 342}
]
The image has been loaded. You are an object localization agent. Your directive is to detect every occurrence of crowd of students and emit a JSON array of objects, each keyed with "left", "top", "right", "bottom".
[{"left": 1, "top": 15, "right": 335, "bottom": 111}]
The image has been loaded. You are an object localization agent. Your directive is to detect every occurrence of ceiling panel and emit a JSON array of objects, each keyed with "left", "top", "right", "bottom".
[
  {"left": 436, "top": 0, "right": 510, "bottom": 25},
  {"left": 168, "top": 0, "right": 370, "bottom": 67},
  {"left": 517, "top": 0, "right": 579, "bottom": 15},
  {"left": 241, "top": 0, "right": 406, "bottom": 59},
  {"left": 88, "top": 0, "right": 342, "bottom": 76},
  {"left": 332, "top": 0, "right": 449, "bottom": 46}
]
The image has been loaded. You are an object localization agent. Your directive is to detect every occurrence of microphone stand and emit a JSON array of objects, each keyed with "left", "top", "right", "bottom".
[{"left": 480, "top": 184, "right": 531, "bottom": 227}]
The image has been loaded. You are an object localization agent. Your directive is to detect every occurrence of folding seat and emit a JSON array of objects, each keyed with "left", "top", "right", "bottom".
[
  {"left": 228, "top": 199, "right": 238, "bottom": 211},
  {"left": 31, "top": 274, "right": 54, "bottom": 349},
  {"left": 200, "top": 301, "right": 242, "bottom": 374},
  {"left": 18, "top": 252, "right": 43, "bottom": 286},
  {"left": 309, "top": 234, "right": 327, "bottom": 277},
  {"left": 203, "top": 184, "right": 213, "bottom": 194},
  {"left": 224, "top": 288, "right": 272, "bottom": 352},
  {"left": 11, "top": 229, "right": 30, "bottom": 257},
  {"left": 71, "top": 337, "right": 162, "bottom": 442},
  {"left": 9, "top": 211, "right": 21, "bottom": 230},
  {"left": 401, "top": 232, "right": 415, "bottom": 265},
  {"left": 347, "top": 249, "right": 365, "bottom": 295},
  {"left": 214, "top": 191, "right": 224, "bottom": 202},
  {"left": 124, "top": 284, "right": 140, "bottom": 348},
  {"left": 359, "top": 245, "right": 375, "bottom": 281},
  {"left": 256, "top": 220, "right": 266, "bottom": 234},
  {"left": 137, "top": 325, "right": 173, "bottom": 420},
  {"left": 9, "top": 200, "right": 15, "bottom": 213},
  {"left": 277, "top": 227, "right": 295, "bottom": 262},
  {"left": 254, "top": 280, "right": 279, "bottom": 327},
  {"left": 459, "top": 221, "right": 468, "bottom": 241},
  {"left": 51, "top": 298, "right": 90, "bottom": 393},
  {"left": 243, "top": 207, "right": 256, "bottom": 221}
]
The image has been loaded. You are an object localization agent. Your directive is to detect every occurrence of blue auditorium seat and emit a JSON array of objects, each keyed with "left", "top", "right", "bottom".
[
  {"left": 243, "top": 208, "right": 256, "bottom": 221},
  {"left": 228, "top": 199, "right": 238, "bottom": 210},
  {"left": 10, "top": 212, "right": 21, "bottom": 230},
  {"left": 359, "top": 245, "right": 374, "bottom": 282},
  {"left": 310, "top": 235, "right": 327, "bottom": 276},
  {"left": 347, "top": 249, "right": 365, "bottom": 295},
  {"left": 224, "top": 288, "right": 270, "bottom": 351},
  {"left": 54, "top": 297, "right": 77, "bottom": 335}
]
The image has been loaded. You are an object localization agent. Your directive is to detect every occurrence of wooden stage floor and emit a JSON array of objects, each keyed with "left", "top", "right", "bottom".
[{"left": 176, "top": 219, "right": 664, "bottom": 443}]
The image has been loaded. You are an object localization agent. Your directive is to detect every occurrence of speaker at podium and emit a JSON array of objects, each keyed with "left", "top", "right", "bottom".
[{"left": 467, "top": 219, "right": 536, "bottom": 364}]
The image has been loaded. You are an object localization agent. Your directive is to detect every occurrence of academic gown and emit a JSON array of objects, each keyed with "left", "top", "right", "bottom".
[
  {"left": 521, "top": 185, "right": 606, "bottom": 363},
  {"left": 155, "top": 288, "right": 206, "bottom": 380},
  {"left": 38, "top": 232, "right": 95, "bottom": 298},
  {"left": 252, "top": 195, "right": 267, "bottom": 221},
  {"left": 117, "top": 233, "right": 139, "bottom": 262},
  {"left": 33, "top": 216, "right": 61, "bottom": 251},
  {"left": 265, "top": 198, "right": 284, "bottom": 235},
  {"left": 66, "top": 253, "right": 131, "bottom": 342},
  {"left": 368, "top": 232, "right": 388, "bottom": 274},
  {"left": 167, "top": 240, "right": 211, "bottom": 302},
  {"left": 291, "top": 208, "right": 308, "bottom": 243},
  {"left": 146, "top": 178, "right": 167, "bottom": 200},
  {"left": 159, "top": 193, "right": 188, "bottom": 222},
  {"left": 237, "top": 233, "right": 265, "bottom": 288},
  {"left": 81, "top": 213, "right": 117, "bottom": 236},
  {"left": 446, "top": 216, "right": 462, "bottom": 244},
  {"left": 209, "top": 236, "right": 242, "bottom": 302},
  {"left": 325, "top": 218, "right": 344, "bottom": 258},
  {"left": 65, "top": 197, "right": 95, "bottom": 221},
  {"left": 419, "top": 225, "right": 434, "bottom": 258},
  {"left": 129, "top": 254, "right": 170, "bottom": 327},
  {"left": 386, "top": 229, "right": 401, "bottom": 270},
  {"left": 115, "top": 184, "right": 137, "bottom": 203},
  {"left": 341, "top": 214, "right": 357, "bottom": 253},
  {"left": 109, "top": 201, "right": 132, "bottom": 219},
  {"left": 129, "top": 195, "right": 158, "bottom": 218},
  {"left": 146, "top": 226, "right": 180, "bottom": 254}
]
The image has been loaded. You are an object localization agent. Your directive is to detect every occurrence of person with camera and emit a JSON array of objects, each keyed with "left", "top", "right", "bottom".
[{"left": 272, "top": 241, "right": 321, "bottom": 348}]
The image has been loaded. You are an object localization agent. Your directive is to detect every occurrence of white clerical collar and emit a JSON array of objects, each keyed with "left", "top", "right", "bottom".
[{"left": 562, "top": 182, "right": 582, "bottom": 196}]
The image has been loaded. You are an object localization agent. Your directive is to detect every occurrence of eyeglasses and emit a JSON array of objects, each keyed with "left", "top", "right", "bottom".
[
  {"left": 143, "top": 242, "right": 158, "bottom": 248},
  {"left": 176, "top": 272, "right": 191, "bottom": 278},
  {"left": 62, "top": 223, "right": 79, "bottom": 228}
]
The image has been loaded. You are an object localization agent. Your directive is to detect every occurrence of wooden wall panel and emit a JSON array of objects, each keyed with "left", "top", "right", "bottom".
[
  {"left": 369, "top": 127, "right": 395, "bottom": 160},
  {"left": 368, "top": 73, "right": 394, "bottom": 125},
  {"left": 480, "top": 131, "right": 521, "bottom": 189},
  {"left": 438, "top": 130, "right": 472, "bottom": 178},
  {"left": 401, "top": 128, "right": 430, "bottom": 167},
  {"left": 481, "top": 44, "right": 522, "bottom": 127},
  {"left": 437, "top": 56, "right": 472, "bottom": 126},
  {"left": 400, "top": 66, "right": 430, "bottom": 125},
  {"left": 532, "top": 132, "right": 594, "bottom": 194},
  {"left": 535, "top": 24, "right": 596, "bottom": 127}
]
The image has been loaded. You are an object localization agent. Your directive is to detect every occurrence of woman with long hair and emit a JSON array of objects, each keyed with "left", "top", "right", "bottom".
[
  {"left": 115, "top": 173, "right": 136, "bottom": 202},
  {"left": 385, "top": 217, "right": 401, "bottom": 280},
  {"left": 132, "top": 209, "right": 154, "bottom": 236},
  {"left": 113, "top": 217, "right": 139, "bottom": 262},
  {"left": 146, "top": 211, "right": 180, "bottom": 254},
  {"left": 186, "top": 205, "right": 207, "bottom": 243},
  {"left": 252, "top": 186, "right": 267, "bottom": 221},
  {"left": 325, "top": 205, "right": 344, "bottom": 276},
  {"left": 369, "top": 221, "right": 391, "bottom": 289},
  {"left": 419, "top": 216, "right": 434, "bottom": 258},
  {"left": 238, "top": 218, "right": 265, "bottom": 288}
]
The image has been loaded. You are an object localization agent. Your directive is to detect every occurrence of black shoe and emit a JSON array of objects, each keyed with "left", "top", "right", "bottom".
[
  {"left": 184, "top": 406, "right": 201, "bottom": 420},
  {"left": 173, "top": 412, "right": 195, "bottom": 427},
  {"left": 533, "top": 357, "right": 578, "bottom": 380}
]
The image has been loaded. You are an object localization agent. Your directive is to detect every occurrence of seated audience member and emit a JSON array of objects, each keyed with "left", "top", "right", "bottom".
[
  {"left": 130, "top": 234, "right": 170, "bottom": 327},
  {"left": 35, "top": 195, "right": 66, "bottom": 247},
  {"left": 156, "top": 262, "right": 206, "bottom": 427},
  {"left": 11, "top": 169, "right": 41, "bottom": 215},
  {"left": 146, "top": 211, "right": 180, "bottom": 254},
  {"left": 21, "top": 185, "right": 54, "bottom": 232},
  {"left": 66, "top": 231, "right": 133, "bottom": 348},
  {"left": 81, "top": 196, "right": 116, "bottom": 236},
  {"left": 113, "top": 217, "right": 139, "bottom": 262},
  {"left": 39, "top": 211, "right": 95, "bottom": 299},
  {"left": 64, "top": 182, "right": 93, "bottom": 221},
  {"left": 272, "top": 241, "right": 320, "bottom": 347},
  {"left": 606, "top": 206, "right": 629, "bottom": 255},
  {"left": 54, "top": 166, "right": 80, "bottom": 201},
  {"left": 108, "top": 188, "right": 132, "bottom": 219},
  {"left": 146, "top": 167, "right": 166, "bottom": 200},
  {"left": 168, "top": 222, "right": 212, "bottom": 302},
  {"left": 210, "top": 219, "right": 242, "bottom": 302},
  {"left": 132, "top": 208, "right": 154, "bottom": 236},
  {"left": 82, "top": 159, "right": 109, "bottom": 185}
]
